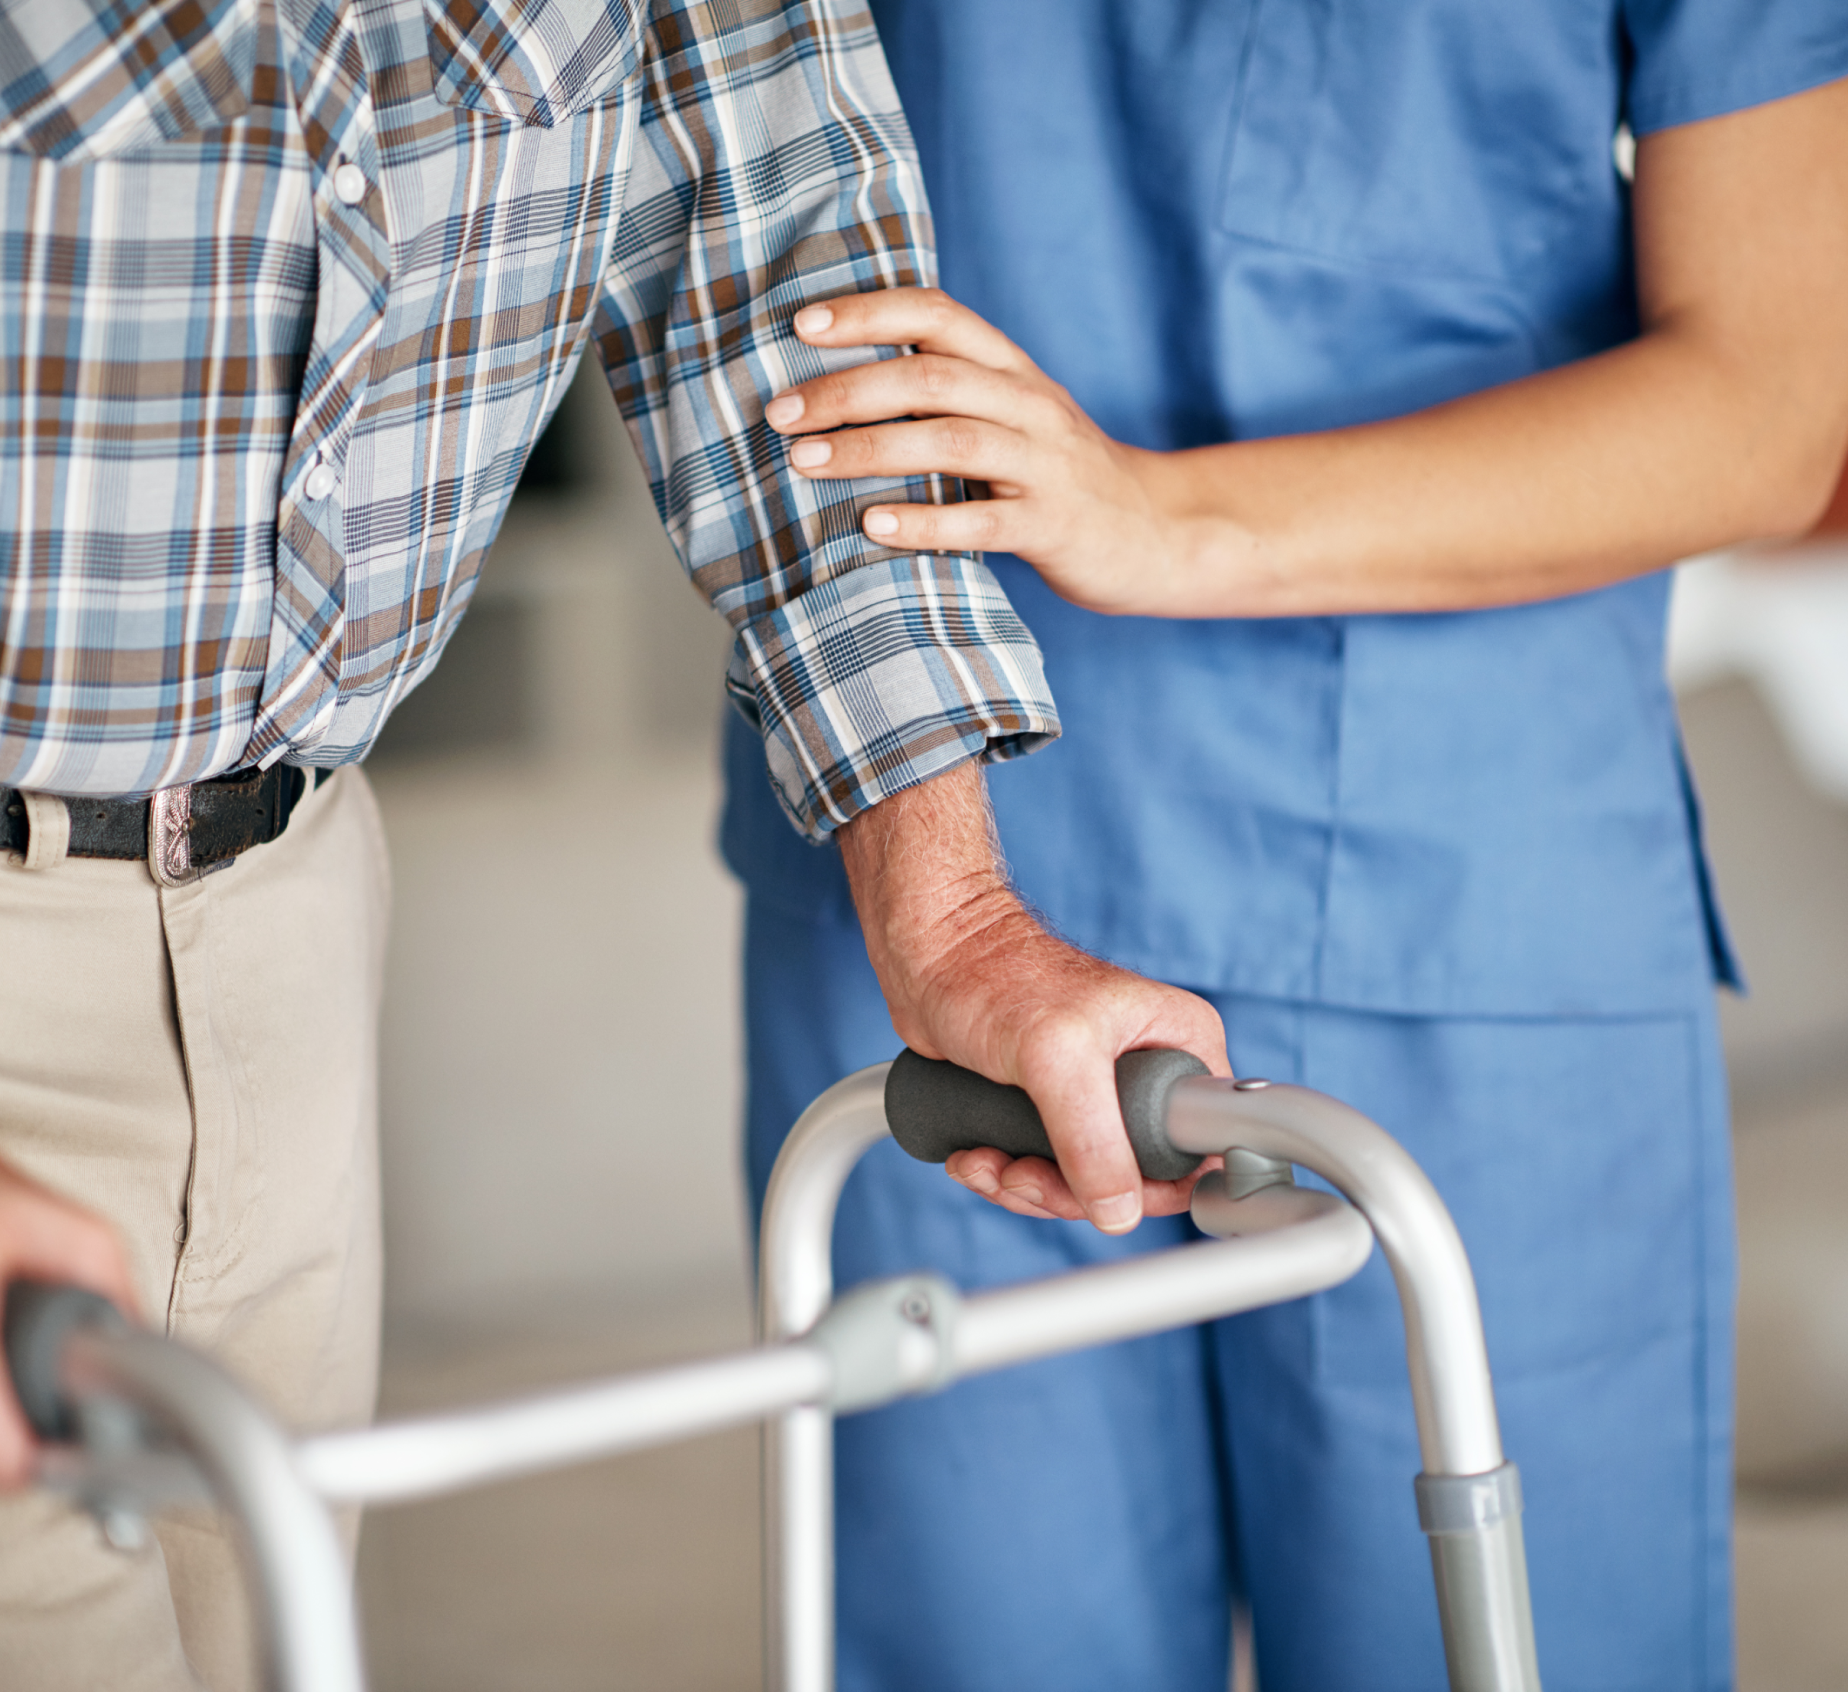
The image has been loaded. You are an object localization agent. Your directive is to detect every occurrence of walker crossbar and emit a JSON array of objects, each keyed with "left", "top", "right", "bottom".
[{"left": 6, "top": 1062, "right": 1539, "bottom": 1692}]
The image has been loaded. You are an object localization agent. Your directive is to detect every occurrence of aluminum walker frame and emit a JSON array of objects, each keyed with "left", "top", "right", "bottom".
[{"left": 4, "top": 1059, "right": 1542, "bottom": 1692}]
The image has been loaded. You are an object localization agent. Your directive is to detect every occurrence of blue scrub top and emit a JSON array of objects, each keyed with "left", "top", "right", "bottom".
[{"left": 723, "top": 0, "right": 1848, "bottom": 1017}]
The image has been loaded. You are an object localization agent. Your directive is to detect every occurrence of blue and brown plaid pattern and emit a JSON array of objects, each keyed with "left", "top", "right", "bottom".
[{"left": 0, "top": 0, "right": 1056, "bottom": 838}]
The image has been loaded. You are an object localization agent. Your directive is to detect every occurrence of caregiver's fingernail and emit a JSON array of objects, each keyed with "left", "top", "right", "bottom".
[
  {"left": 1090, "top": 1192, "right": 1142, "bottom": 1234},
  {"left": 1008, "top": 1184, "right": 1046, "bottom": 1209},
  {"left": 790, "top": 438, "right": 832, "bottom": 469},
  {"left": 766, "top": 393, "right": 804, "bottom": 428},
  {"left": 794, "top": 306, "right": 834, "bottom": 335},
  {"left": 864, "top": 508, "right": 899, "bottom": 537}
]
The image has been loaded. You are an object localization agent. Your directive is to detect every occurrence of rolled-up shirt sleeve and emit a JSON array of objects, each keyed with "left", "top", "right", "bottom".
[{"left": 594, "top": 0, "right": 1057, "bottom": 841}]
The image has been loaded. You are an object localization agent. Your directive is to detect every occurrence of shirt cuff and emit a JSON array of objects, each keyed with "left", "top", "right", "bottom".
[{"left": 726, "top": 552, "right": 1060, "bottom": 842}]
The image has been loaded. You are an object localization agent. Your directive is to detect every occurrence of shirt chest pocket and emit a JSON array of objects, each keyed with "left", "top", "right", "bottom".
[
  {"left": 1219, "top": 0, "right": 1616, "bottom": 287},
  {"left": 423, "top": 0, "right": 642, "bottom": 126},
  {"left": 0, "top": 0, "right": 258, "bottom": 161}
]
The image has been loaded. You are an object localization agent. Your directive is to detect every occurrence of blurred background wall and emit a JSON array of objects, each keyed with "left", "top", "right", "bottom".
[
  {"left": 350, "top": 359, "right": 1848, "bottom": 1691},
  {"left": 1674, "top": 476, "right": 1848, "bottom": 1692},
  {"left": 353, "top": 364, "right": 758, "bottom": 1691}
]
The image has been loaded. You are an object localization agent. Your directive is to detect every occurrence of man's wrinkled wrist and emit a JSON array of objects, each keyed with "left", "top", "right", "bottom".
[
  {"left": 837, "top": 759, "right": 1022, "bottom": 998},
  {"left": 871, "top": 874, "right": 1022, "bottom": 996}
]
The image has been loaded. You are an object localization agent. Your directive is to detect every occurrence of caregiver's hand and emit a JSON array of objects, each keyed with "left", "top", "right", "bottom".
[
  {"left": 767, "top": 289, "right": 1202, "bottom": 618},
  {"left": 774, "top": 78, "right": 1848, "bottom": 620}
]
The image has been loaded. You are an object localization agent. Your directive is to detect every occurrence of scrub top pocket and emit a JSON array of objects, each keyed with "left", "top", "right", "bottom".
[
  {"left": 423, "top": 0, "right": 642, "bottom": 127},
  {"left": 1218, "top": 0, "right": 1622, "bottom": 289},
  {"left": 0, "top": 0, "right": 258, "bottom": 160}
]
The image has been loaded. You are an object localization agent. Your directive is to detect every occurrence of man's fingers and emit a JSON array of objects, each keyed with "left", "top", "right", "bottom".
[
  {"left": 1135, "top": 995, "right": 1235, "bottom": 1086},
  {"left": 944, "top": 1147, "right": 1011, "bottom": 1188},
  {"left": 786, "top": 415, "right": 1026, "bottom": 486},
  {"left": 793, "top": 287, "right": 1035, "bottom": 375},
  {"left": 950, "top": 980, "right": 1231, "bottom": 1235},
  {"left": 767, "top": 353, "right": 1045, "bottom": 437},
  {"left": 1, "top": 1216, "right": 137, "bottom": 1320},
  {"left": 947, "top": 1151, "right": 1210, "bottom": 1222},
  {"left": 0, "top": 1167, "right": 140, "bottom": 1324},
  {"left": 0, "top": 1246, "right": 35, "bottom": 1488},
  {"left": 0, "top": 1395, "right": 33, "bottom": 1490},
  {"left": 840, "top": 792, "right": 1232, "bottom": 1239},
  {"left": 1138, "top": 1164, "right": 1218, "bottom": 1218},
  {"left": 950, "top": 1154, "right": 1077, "bottom": 1222},
  {"left": 0, "top": 1168, "right": 139, "bottom": 1494},
  {"left": 1013, "top": 987, "right": 1230, "bottom": 1232},
  {"left": 1016, "top": 1046, "right": 1147, "bottom": 1234}
]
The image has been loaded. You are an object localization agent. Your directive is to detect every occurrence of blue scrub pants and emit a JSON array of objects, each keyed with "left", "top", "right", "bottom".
[{"left": 744, "top": 900, "right": 1735, "bottom": 1692}]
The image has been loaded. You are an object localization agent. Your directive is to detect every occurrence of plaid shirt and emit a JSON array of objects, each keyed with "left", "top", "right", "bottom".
[{"left": 0, "top": 0, "right": 1056, "bottom": 839}]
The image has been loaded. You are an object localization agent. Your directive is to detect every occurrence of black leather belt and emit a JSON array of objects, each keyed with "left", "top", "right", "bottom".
[{"left": 1, "top": 765, "right": 328, "bottom": 885}]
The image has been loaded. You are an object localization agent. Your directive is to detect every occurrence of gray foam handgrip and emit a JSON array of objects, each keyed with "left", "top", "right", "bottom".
[
  {"left": 3, "top": 1280, "right": 125, "bottom": 1441},
  {"left": 885, "top": 1047, "right": 1208, "bottom": 1184}
]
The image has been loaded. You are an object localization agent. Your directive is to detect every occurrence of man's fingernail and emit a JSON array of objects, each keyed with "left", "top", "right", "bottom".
[
  {"left": 864, "top": 508, "right": 899, "bottom": 537},
  {"left": 766, "top": 393, "right": 804, "bottom": 428},
  {"left": 794, "top": 306, "right": 834, "bottom": 335},
  {"left": 790, "top": 438, "right": 832, "bottom": 468},
  {"left": 1090, "top": 1193, "right": 1142, "bottom": 1233},
  {"left": 1007, "top": 1184, "right": 1046, "bottom": 1209}
]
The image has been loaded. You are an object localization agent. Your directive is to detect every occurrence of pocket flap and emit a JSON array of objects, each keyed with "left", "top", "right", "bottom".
[{"left": 424, "top": 0, "right": 641, "bottom": 127}]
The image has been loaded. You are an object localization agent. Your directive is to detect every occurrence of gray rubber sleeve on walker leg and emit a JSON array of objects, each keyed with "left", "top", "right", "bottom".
[
  {"left": 1416, "top": 1463, "right": 1544, "bottom": 1692},
  {"left": 884, "top": 1047, "right": 1209, "bottom": 1183}
]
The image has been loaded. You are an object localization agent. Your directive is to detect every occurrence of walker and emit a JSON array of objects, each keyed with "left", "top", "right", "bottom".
[{"left": 4, "top": 1052, "right": 1543, "bottom": 1691}]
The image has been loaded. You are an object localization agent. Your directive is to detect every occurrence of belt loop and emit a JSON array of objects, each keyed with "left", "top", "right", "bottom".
[
  {"left": 148, "top": 784, "right": 195, "bottom": 888},
  {"left": 19, "top": 793, "right": 71, "bottom": 871}
]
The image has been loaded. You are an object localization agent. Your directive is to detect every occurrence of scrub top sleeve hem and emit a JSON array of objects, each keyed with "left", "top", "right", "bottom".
[{"left": 1627, "top": 52, "right": 1848, "bottom": 138}]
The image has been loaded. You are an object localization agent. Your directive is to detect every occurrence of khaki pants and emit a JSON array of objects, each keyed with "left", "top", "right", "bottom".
[{"left": 0, "top": 769, "right": 389, "bottom": 1691}]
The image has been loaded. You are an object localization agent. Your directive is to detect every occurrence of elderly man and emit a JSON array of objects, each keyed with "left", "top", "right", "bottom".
[{"left": 0, "top": 2, "right": 1224, "bottom": 1685}]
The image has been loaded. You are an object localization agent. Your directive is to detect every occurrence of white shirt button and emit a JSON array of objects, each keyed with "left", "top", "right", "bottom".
[
  {"left": 333, "top": 161, "right": 368, "bottom": 206},
  {"left": 304, "top": 461, "right": 338, "bottom": 501}
]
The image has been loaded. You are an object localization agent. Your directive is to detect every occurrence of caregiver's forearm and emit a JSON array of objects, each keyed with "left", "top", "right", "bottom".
[
  {"left": 1140, "top": 329, "right": 1843, "bottom": 617},
  {"left": 1142, "top": 77, "right": 1848, "bottom": 618}
]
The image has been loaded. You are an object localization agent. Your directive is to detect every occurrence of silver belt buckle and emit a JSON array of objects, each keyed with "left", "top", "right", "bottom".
[{"left": 147, "top": 784, "right": 195, "bottom": 889}]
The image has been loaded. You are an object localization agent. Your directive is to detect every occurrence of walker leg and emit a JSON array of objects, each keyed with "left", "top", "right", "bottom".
[
  {"left": 765, "top": 1404, "right": 834, "bottom": 1692},
  {"left": 1417, "top": 1464, "right": 1542, "bottom": 1692}
]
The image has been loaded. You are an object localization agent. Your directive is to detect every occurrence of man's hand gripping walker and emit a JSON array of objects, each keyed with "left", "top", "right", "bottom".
[{"left": 4, "top": 1055, "right": 1542, "bottom": 1692}]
